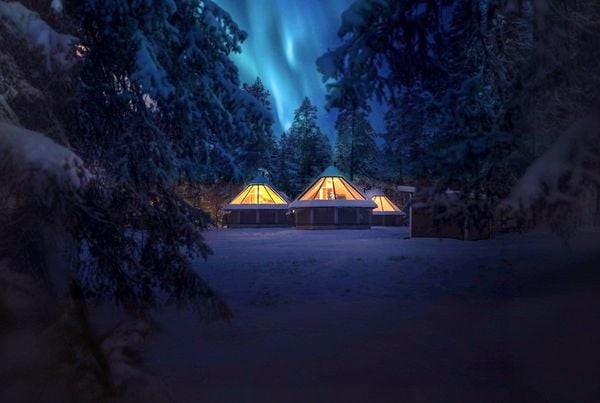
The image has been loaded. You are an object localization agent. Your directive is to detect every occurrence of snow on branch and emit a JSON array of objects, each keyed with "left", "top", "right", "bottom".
[
  {"left": 50, "top": 0, "right": 63, "bottom": 14},
  {"left": 130, "top": 33, "right": 174, "bottom": 99},
  {"left": 503, "top": 111, "right": 600, "bottom": 220},
  {"left": 0, "top": 122, "right": 91, "bottom": 191},
  {"left": 0, "top": 1, "right": 77, "bottom": 69},
  {"left": 338, "top": 0, "right": 387, "bottom": 37}
]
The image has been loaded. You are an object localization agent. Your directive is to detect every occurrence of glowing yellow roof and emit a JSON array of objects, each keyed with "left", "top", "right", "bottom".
[
  {"left": 229, "top": 183, "right": 287, "bottom": 205},
  {"left": 298, "top": 176, "right": 366, "bottom": 201},
  {"left": 371, "top": 194, "right": 401, "bottom": 212}
]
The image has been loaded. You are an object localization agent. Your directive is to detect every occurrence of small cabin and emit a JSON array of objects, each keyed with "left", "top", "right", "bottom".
[
  {"left": 366, "top": 189, "right": 406, "bottom": 226},
  {"left": 410, "top": 189, "right": 491, "bottom": 240},
  {"left": 288, "top": 166, "right": 376, "bottom": 229},
  {"left": 223, "top": 175, "right": 291, "bottom": 227}
]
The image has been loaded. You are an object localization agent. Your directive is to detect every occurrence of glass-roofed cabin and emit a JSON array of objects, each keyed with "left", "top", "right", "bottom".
[
  {"left": 288, "top": 166, "right": 376, "bottom": 229},
  {"left": 366, "top": 189, "right": 407, "bottom": 226},
  {"left": 223, "top": 175, "right": 291, "bottom": 227}
]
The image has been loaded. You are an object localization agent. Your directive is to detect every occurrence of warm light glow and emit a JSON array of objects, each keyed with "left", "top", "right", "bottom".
[
  {"left": 371, "top": 195, "right": 401, "bottom": 212},
  {"left": 230, "top": 184, "right": 287, "bottom": 204},
  {"left": 300, "top": 176, "right": 365, "bottom": 201},
  {"left": 74, "top": 44, "right": 89, "bottom": 58}
]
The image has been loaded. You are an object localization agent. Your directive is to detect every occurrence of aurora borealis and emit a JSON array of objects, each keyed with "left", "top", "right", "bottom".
[{"left": 214, "top": 0, "right": 353, "bottom": 136}]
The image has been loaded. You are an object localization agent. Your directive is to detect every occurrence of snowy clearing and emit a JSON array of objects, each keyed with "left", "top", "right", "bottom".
[{"left": 147, "top": 227, "right": 600, "bottom": 402}]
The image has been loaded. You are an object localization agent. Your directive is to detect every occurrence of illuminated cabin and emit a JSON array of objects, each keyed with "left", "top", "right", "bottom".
[
  {"left": 288, "top": 166, "right": 376, "bottom": 229},
  {"left": 366, "top": 189, "right": 406, "bottom": 226},
  {"left": 223, "top": 175, "right": 291, "bottom": 227}
]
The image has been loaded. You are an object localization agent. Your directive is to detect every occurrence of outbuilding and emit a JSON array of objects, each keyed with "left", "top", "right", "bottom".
[
  {"left": 366, "top": 189, "right": 406, "bottom": 226},
  {"left": 410, "top": 189, "right": 491, "bottom": 240}
]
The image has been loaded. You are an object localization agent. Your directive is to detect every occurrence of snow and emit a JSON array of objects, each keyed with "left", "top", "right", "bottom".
[
  {"left": 365, "top": 188, "right": 383, "bottom": 197},
  {"left": 0, "top": 122, "right": 91, "bottom": 190},
  {"left": 0, "top": 1, "right": 77, "bottom": 69},
  {"left": 289, "top": 199, "right": 377, "bottom": 208},
  {"left": 504, "top": 113, "right": 600, "bottom": 211},
  {"left": 101, "top": 320, "right": 151, "bottom": 389},
  {"left": 130, "top": 33, "right": 175, "bottom": 99},
  {"left": 224, "top": 204, "right": 289, "bottom": 210},
  {"left": 50, "top": 0, "right": 63, "bottom": 14},
  {"left": 146, "top": 226, "right": 600, "bottom": 402},
  {"left": 0, "top": 123, "right": 90, "bottom": 297},
  {"left": 315, "top": 52, "right": 339, "bottom": 79},
  {"left": 339, "top": 0, "right": 379, "bottom": 37}
]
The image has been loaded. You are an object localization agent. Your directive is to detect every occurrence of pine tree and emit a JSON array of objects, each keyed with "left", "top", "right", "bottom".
[
  {"left": 69, "top": 0, "right": 262, "bottom": 317},
  {"left": 316, "top": 0, "right": 452, "bottom": 187},
  {"left": 319, "top": 0, "right": 533, "bottom": 193},
  {"left": 382, "top": 83, "right": 438, "bottom": 183},
  {"left": 316, "top": 0, "right": 449, "bottom": 106},
  {"left": 243, "top": 77, "right": 271, "bottom": 110},
  {"left": 272, "top": 131, "right": 296, "bottom": 197},
  {"left": 287, "top": 97, "right": 331, "bottom": 195},
  {"left": 241, "top": 77, "right": 276, "bottom": 178},
  {"left": 334, "top": 106, "right": 376, "bottom": 180}
]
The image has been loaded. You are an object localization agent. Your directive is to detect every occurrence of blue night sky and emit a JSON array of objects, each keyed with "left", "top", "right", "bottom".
[{"left": 214, "top": 0, "right": 354, "bottom": 137}]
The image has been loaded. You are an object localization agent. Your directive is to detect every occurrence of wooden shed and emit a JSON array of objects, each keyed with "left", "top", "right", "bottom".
[{"left": 410, "top": 189, "right": 491, "bottom": 240}]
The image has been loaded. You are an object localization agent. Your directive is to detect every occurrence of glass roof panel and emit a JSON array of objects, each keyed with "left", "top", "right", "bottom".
[
  {"left": 372, "top": 195, "right": 400, "bottom": 211},
  {"left": 299, "top": 177, "right": 325, "bottom": 200},
  {"left": 261, "top": 184, "right": 286, "bottom": 204},
  {"left": 299, "top": 176, "right": 365, "bottom": 201},
  {"left": 230, "top": 184, "right": 287, "bottom": 204}
]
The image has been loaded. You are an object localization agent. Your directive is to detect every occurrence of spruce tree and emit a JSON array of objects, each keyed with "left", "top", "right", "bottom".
[
  {"left": 287, "top": 97, "right": 331, "bottom": 195},
  {"left": 334, "top": 105, "right": 376, "bottom": 180},
  {"left": 270, "top": 131, "right": 293, "bottom": 197},
  {"left": 71, "top": 0, "right": 262, "bottom": 316},
  {"left": 318, "top": 0, "right": 531, "bottom": 193},
  {"left": 241, "top": 77, "right": 276, "bottom": 178}
]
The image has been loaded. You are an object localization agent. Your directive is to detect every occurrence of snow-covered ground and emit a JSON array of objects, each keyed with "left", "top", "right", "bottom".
[{"left": 147, "top": 227, "right": 600, "bottom": 402}]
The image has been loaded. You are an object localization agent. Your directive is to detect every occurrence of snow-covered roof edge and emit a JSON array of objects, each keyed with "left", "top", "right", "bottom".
[
  {"left": 224, "top": 204, "right": 290, "bottom": 211},
  {"left": 289, "top": 199, "right": 376, "bottom": 209},
  {"left": 372, "top": 210, "right": 406, "bottom": 216}
]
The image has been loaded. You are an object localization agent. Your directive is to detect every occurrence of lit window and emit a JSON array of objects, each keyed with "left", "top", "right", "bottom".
[
  {"left": 230, "top": 184, "right": 286, "bottom": 204},
  {"left": 299, "top": 176, "right": 365, "bottom": 201}
]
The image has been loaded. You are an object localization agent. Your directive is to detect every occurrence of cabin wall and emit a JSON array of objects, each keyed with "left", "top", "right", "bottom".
[
  {"left": 410, "top": 210, "right": 491, "bottom": 240},
  {"left": 371, "top": 215, "right": 406, "bottom": 226},
  {"left": 224, "top": 209, "right": 291, "bottom": 227},
  {"left": 294, "top": 207, "right": 372, "bottom": 229}
]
